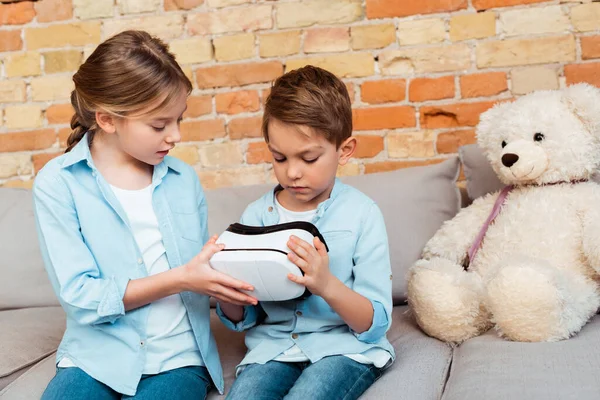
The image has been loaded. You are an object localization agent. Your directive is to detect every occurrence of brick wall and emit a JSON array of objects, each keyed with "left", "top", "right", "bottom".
[{"left": 1, "top": 0, "right": 600, "bottom": 189}]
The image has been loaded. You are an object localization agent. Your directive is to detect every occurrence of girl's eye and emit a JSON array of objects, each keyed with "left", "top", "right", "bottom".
[
  {"left": 152, "top": 126, "right": 166, "bottom": 132},
  {"left": 304, "top": 158, "right": 319, "bottom": 164},
  {"left": 273, "top": 157, "right": 286, "bottom": 163}
]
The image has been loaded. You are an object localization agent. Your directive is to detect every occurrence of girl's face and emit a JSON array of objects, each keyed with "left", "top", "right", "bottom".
[{"left": 111, "top": 90, "right": 187, "bottom": 166}]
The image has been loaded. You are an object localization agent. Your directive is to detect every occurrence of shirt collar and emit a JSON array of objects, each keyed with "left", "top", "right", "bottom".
[
  {"left": 263, "top": 178, "right": 345, "bottom": 224},
  {"left": 61, "top": 132, "right": 183, "bottom": 175}
]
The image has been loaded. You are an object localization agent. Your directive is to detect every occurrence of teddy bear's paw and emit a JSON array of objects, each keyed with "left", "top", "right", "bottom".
[
  {"left": 486, "top": 262, "right": 600, "bottom": 342},
  {"left": 408, "top": 258, "right": 491, "bottom": 343}
]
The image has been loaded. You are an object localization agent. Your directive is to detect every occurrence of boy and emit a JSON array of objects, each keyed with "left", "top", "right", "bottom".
[{"left": 218, "top": 65, "right": 394, "bottom": 400}]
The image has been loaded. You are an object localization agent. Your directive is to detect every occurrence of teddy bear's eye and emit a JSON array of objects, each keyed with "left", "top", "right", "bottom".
[
  {"left": 534, "top": 132, "right": 545, "bottom": 142},
  {"left": 501, "top": 140, "right": 507, "bottom": 148}
]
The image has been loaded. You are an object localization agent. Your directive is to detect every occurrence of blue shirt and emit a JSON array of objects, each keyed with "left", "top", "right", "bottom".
[
  {"left": 33, "top": 135, "right": 224, "bottom": 396},
  {"left": 217, "top": 180, "right": 395, "bottom": 367}
]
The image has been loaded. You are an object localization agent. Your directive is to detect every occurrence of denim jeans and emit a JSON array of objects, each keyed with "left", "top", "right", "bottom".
[
  {"left": 41, "top": 366, "right": 212, "bottom": 400},
  {"left": 226, "top": 356, "right": 383, "bottom": 400}
]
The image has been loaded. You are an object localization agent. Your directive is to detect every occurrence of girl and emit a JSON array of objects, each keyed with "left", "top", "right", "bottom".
[{"left": 34, "top": 30, "right": 257, "bottom": 400}]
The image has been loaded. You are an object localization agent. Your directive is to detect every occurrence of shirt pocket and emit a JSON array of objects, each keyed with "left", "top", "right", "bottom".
[
  {"left": 168, "top": 196, "right": 202, "bottom": 243},
  {"left": 321, "top": 230, "right": 354, "bottom": 278}
]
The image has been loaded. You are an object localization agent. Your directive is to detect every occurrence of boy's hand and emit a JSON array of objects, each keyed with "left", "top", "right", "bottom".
[
  {"left": 286, "top": 235, "right": 335, "bottom": 297},
  {"left": 184, "top": 235, "right": 258, "bottom": 306}
]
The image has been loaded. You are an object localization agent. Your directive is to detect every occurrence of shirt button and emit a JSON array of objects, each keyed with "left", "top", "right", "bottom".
[
  {"left": 295, "top": 311, "right": 303, "bottom": 317},
  {"left": 390, "top": 274, "right": 393, "bottom": 280},
  {"left": 137, "top": 258, "right": 143, "bottom": 265},
  {"left": 291, "top": 333, "right": 299, "bottom": 340},
  {"left": 268, "top": 206, "right": 273, "bottom": 212}
]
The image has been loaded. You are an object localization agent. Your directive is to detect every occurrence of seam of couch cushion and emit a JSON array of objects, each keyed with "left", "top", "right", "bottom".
[
  {"left": 0, "top": 352, "right": 55, "bottom": 397},
  {"left": 0, "top": 349, "right": 56, "bottom": 379},
  {"left": 438, "top": 345, "right": 456, "bottom": 400}
]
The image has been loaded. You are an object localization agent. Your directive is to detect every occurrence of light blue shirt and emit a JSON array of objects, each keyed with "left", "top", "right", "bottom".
[
  {"left": 217, "top": 180, "right": 395, "bottom": 368},
  {"left": 33, "top": 135, "right": 224, "bottom": 396}
]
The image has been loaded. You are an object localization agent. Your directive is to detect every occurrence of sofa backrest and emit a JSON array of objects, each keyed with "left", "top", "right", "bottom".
[
  {"left": 206, "top": 157, "right": 462, "bottom": 306},
  {"left": 0, "top": 188, "right": 59, "bottom": 310},
  {"left": 1, "top": 156, "right": 462, "bottom": 309}
]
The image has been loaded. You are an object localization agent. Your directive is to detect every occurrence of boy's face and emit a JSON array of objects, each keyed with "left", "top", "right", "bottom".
[{"left": 267, "top": 119, "right": 356, "bottom": 211}]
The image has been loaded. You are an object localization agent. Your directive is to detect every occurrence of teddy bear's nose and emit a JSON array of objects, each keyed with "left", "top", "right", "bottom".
[{"left": 502, "top": 153, "right": 519, "bottom": 168}]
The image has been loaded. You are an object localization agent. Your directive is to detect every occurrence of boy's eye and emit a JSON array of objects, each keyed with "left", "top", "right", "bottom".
[
  {"left": 304, "top": 158, "right": 319, "bottom": 164},
  {"left": 152, "top": 126, "right": 166, "bottom": 132},
  {"left": 273, "top": 157, "right": 286, "bottom": 163}
]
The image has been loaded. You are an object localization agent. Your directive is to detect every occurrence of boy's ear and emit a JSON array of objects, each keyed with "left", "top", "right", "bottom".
[
  {"left": 95, "top": 110, "right": 116, "bottom": 134},
  {"left": 338, "top": 137, "right": 357, "bottom": 165}
]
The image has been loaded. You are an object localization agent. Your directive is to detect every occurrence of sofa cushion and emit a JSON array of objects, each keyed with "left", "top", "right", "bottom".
[
  {"left": 0, "top": 188, "right": 59, "bottom": 310},
  {"left": 441, "top": 315, "right": 600, "bottom": 400},
  {"left": 2, "top": 307, "right": 452, "bottom": 400},
  {"left": 459, "top": 144, "right": 504, "bottom": 202},
  {"left": 342, "top": 157, "right": 461, "bottom": 304},
  {"left": 0, "top": 307, "right": 65, "bottom": 391},
  {"left": 206, "top": 305, "right": 453, "bottom": 399}
]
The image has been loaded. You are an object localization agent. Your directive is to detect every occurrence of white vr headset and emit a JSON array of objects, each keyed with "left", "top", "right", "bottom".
[{"left": 209, "top": 222, "right": 329, "bottom": 302}]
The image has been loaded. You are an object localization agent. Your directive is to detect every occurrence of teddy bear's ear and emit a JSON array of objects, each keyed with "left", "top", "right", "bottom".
[{"left": 561, "top": 83, "right": 600, "bottom": 135}]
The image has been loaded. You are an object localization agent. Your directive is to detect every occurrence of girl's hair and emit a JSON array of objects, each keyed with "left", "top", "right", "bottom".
[{"left": 66, "top": 30, "right": 192, "bottom": 153}]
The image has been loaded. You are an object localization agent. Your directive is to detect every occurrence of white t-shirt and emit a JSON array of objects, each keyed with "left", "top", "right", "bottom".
[
  {"left": 272, "top": 197, "right": 391, "bottom": 369},
  {"left": 59, "top": 184, "right": 203, "bottom": 374}
]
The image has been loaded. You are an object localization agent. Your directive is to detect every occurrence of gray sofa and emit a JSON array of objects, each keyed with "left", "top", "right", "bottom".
[{"left": 2, "top": 145, "right": 600, "bottom": 400}]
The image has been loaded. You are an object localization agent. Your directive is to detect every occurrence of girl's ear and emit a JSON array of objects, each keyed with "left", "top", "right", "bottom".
[
  {"left": 95, "top": 111, "right": 116, "bottom": 134},
  {"left": 338, "top": 137, "right": 357, "bottom": 166}
]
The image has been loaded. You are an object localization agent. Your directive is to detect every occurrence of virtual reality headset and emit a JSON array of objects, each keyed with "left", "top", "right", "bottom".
[{"left": 209, "top": 222, "right": 328, "bottom": 302}]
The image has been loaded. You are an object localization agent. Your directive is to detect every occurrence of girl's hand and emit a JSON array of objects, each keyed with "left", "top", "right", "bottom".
[
  {"left": 183, "top": 235, "right": 258, "bottom": 306},
  {"left": 286, "top": 236, "right": 335, "bottom": 297}
]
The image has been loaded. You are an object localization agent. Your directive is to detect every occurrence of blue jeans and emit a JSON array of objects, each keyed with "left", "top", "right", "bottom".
[
  {"left": 226, "top": 356, "right": 383, "bottom": 400},
  {"left": 41, "top": 366, "right": 212, "bottom": 400}
]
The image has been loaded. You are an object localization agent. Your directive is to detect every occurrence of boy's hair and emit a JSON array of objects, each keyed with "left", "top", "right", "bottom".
[
  {"left": 66, "top": 30, "right": 192, "bottom": 153},
  {"left": 262, "top": 65, "right": 352, "bottom": 148}
]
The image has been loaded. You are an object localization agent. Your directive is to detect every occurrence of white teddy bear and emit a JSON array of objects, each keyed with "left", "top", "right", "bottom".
[{"left": 407, "top": 83, "right": 600, "bottom": 343}]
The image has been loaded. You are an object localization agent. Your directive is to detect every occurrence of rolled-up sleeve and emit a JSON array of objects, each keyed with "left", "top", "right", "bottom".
[
  {"left": 351, "top": 203, "right": 393, "bottom": 344},
  {"left": 33, "top": 174, "right": 131, "bottom": 326},
  {"left": 216, "top": 304, "right": 263, "bottom": 332}
]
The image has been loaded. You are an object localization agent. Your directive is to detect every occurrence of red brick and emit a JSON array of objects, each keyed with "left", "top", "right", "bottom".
[
  {"left": 33, "top": 152, "right": 62, "bottom": 173},
  {"left": 0, "top": 30, "right": 23, "bottom": 52},
  {"left": 345, "top": 82, "right": 355, "bottom": 103},
  {"left": 247, "top": 141, "right": 272, "bottom": 164},
  {"left": 180, "top": 119, "right": 226, "bottom": 142},
  {"left": 354, "top": 135, "right": 384, "bottom": 158},
  {"left": 46, "top": 103, "right": 74, "bottom": 125},
  {"left": 472, "top": 0, "right": 547, "bottom": 11},
  {"left": 0, "top": 129, "right": 56, "bottom": 152},
  {"left": 35, "top": 0, "right": 72, "bottom": 22},
  {"left": 216, "top": 90, "right": 260, "bottom": 115},
  {"left": 420, "top": 101, "right": 497, "bottom": 129},
  {"left": 365, "top": 159, "right": 445, "bottom": 174},
  {"left": 366, "top": 0, "right": 467, "bottom": 19},
  {"left": 361, "top": 79, "right": 406, "bottom": 104},
  {"left": 261, "top": 89, "right": 271, "bottom": 106},
  {"left": 164, "top": 0, "right": 204, "bottom": 11},
  {"left": 184, "top": 96, "right": 212, "bottom": 118},
  {"left": 436, "top": 129, "right": 476, "bottom": 154},
  {"left": 58, "top": 127, "right": 71, "bottom": 148},
  {"left": 565, "top": 63, "right": 600, "bottom": 87},
  {"left": 460, "top": 72, "right": 507, "bottom": 99},
  {"left": 409, "top": 76, "right": 455, "bottom": 102},
  {"left": 0, "top": 2, "right": 35, "bottom": 25},
  {"left": 228, "top": 116, "right": 263, "bottom": 139},
  {"left": 353, "top": 106, "right": 416, "bottom": 131},
  {"left": 581, "top": 37, "right": 600, "bottom": 61},
  {"left": 196, "top": 62, "right": 283, "bottom": 89}
]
